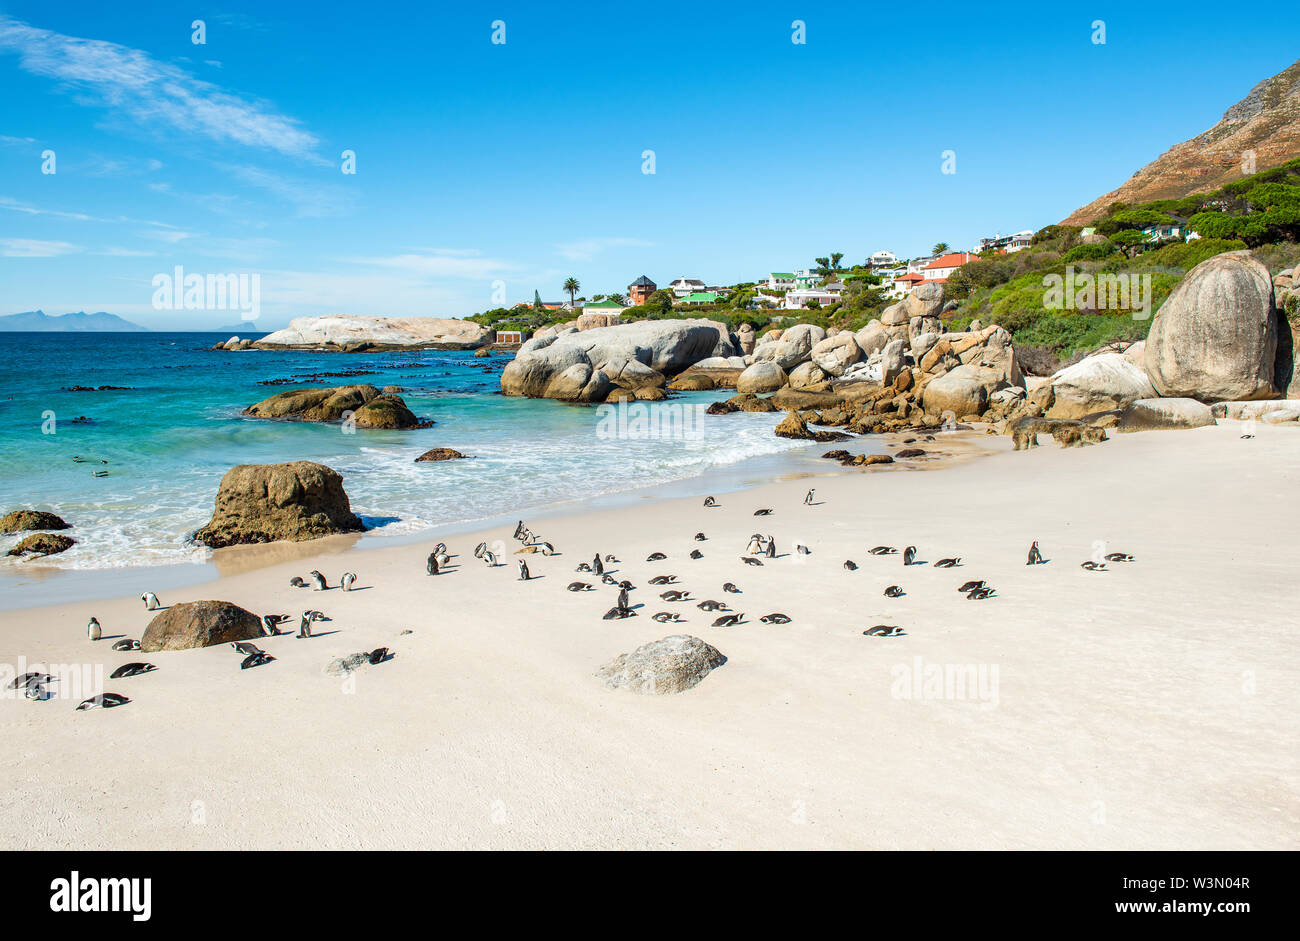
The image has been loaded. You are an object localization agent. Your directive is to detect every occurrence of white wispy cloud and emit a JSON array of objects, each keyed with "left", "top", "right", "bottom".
[
  {"left": 0, "top": 14, "right": 321, "bottom": 160},
  {"left": 553, "top": 236, "right": 653, "bottom": 262},
  {"left": 92, "top": 246, "right": 157, "bottom": 257},
  {"left": 0, "top": 238, "right": 83, "bottom": 257},
  {"left": 0, "top": 196, "right": 100, "bottom": 221}
]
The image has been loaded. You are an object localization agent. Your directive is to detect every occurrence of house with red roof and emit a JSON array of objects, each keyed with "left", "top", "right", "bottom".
[{"left": 922, "top": 252, "right": 978, "bottom": 283}]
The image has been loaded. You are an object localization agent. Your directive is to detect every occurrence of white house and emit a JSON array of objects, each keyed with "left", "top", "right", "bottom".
[
  {"left": 668, "top": 277, "right": 707, "bottom": 298},
  {"left": 922, "top": 252, "right": 977, "bottom": 282},
  {"left": 764, "top": 272, "right": 797, "bottom": 290},
  {"left": 783, "top": 288, "right": 843, "bottom": 310},
  {"left": 868, "top": 250, "right": 899, "bottom": 268}
]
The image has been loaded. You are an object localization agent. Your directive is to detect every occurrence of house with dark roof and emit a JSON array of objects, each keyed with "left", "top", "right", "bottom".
[{"left": 627, "top": 275, "right": 657, "bottom": 306}]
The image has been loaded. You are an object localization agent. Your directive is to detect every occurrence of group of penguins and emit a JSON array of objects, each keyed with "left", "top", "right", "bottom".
[
  {"left": 17, "top": 569, "right": 387, "bottom": 712},
  {"left": 454, "top": 488, "right": 1136, "bottom": 638},
  {"left": 31, "top": 486, "right": 1136, "bottom": 710}
]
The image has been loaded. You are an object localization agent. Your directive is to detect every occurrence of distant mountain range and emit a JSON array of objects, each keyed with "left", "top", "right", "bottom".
[
  {"left": 1063, "top": 57, "right": 1300, "bottom": 225},
  {"left": 0, "top": 310, "right": 148, "bottom": 332}
]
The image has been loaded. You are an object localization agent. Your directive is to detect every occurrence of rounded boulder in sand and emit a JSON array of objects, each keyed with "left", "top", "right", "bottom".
[
  {"left": 597, "top": 635, "right": 727, "bottom": 695},
  {"left": 1144, "top": 250, "right": 1290, "bottom": 402},
  {"left": 193, "top": 460, "right": 364, "bottom": 548},
  {"left": 141, "top": 600, "right": 264, "bottom": 652}
]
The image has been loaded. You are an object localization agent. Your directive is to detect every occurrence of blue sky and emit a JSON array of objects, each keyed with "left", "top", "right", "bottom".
[{"left": 1, "top": 1, "right": 1296, "bottom": 330}]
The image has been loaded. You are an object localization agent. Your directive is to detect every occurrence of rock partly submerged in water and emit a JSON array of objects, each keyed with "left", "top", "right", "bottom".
[
  {"left": 243, "top": 385, "right": 430, "bottom": 429},
  {"left": 0, "top": 510, "right": 70, "bottom": 533},
  {"left": 254, "top": 316, "right": 493, "bottom": 350},
  {"left": 414, "top": 448, "right": 466, "bottom": 462},
  {"left": 596, "top": 635, "right": 727, "bottom": 695},
  {"left": 193, "top": 460, "right": 365, "bottom": 548},
  {"left": 6, "top": 533, "right": 75, "bottom": 556},
  {"left": 141, "top": 600, "right": 263, "bottom": 652}
]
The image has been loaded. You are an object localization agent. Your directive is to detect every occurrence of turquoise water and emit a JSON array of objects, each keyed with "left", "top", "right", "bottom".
[{"left": 0, "top": 332, "right": 817, "bottom": 573}]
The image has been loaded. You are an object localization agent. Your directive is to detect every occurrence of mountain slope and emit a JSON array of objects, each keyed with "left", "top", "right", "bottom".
[
  {"left": 0, "top": 310, "right": 147, "bottom": 331},
  {"left": 1063, "top": 58, "right": 1300, "bottom": 225}
]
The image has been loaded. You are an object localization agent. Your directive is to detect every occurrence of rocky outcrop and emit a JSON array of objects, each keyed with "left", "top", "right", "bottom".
[
  {"left": 141, "top": 600, "right": 263, "bottom": 652},
  {"left": 243, "top": 385, "right": 429, "bottom": 429},
  {"left": 596, "top": 635, "right": 727, "bottom": 695},
  {"left": 1044, "top": 353, "right": 1158, "bottom": 419},
  {"left": 501, "top": 319, "right": 737, "bottom": 401},
  {"left": 810, "top": 332, "right": 863, "bottom": 377},
  {"left": 7, "top": 533, "right": 75, "bottom": 556},
  {"left": 0, "top": 510, "right": 69, "bottom": 533},
  {"left": 1144, "top": 251, "right": 1290, "bottom": 402},
  {"left": 254, "top": 316, "right": 492, "bottom": 350},
  {"left": 193, "top": 461, "right": 364, "bottom": 548},
  {"left": 414, "top": 448, "right": 466, "bottom": 462},
  {"left": 1117, "top": 398, "right": 1218, "bottom": 432}
]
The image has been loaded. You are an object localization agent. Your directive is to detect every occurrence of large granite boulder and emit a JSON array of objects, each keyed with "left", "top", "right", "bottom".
[
  {"left": 736, "top": 360, "right": 788, "bottom": 394},
  {"left": 1145, "top": 251, "right": 1290, "bottom": 401},
  {"left": 903, "top": 281, "right": 945, "bottom": 320},
  {"left": 141, "top": 600, "right": 264, "bottom": 652},
  {"left": 810, "top": 332, "right": 863, "bottom": 377},
  {"left": 256, "top": 316, "right": 492, "bottom": 350},
  {"left": 855, "top": 321, "right": 889, "bottom": 355},
  {"left": 1117, "top": 398, "right": 1217, "bottom": 432},
  {"left": 1045, "top": 353, "right": 1158, "bottom": 420},
  {"left": 788, "top": 361, "right": 830, "bottom": 389},
  {"left": 501, "top": 319, "right": 735, "bottom": 401},
  {"left": 193, "top": 461, "right": 365, "bottom": 548},
  {"left": 921, "top": 364, "right": 1005, "bottom": 418},
  {"left": 596, "top": 635, "right": 726, "bottom": 695},
  {"left": 0, "top": 510, "right": 69, "bottom": 533}
]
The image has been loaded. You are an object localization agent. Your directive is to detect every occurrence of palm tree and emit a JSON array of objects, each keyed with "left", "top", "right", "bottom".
[
  {"left": 931, "top": 242, "right": 950, "bottom": 256},
  {"left": 830, "top": 251, "right": 844, "bottom": 271},
  {"left": 814, "top": 256, "right": 830, "bottom": 275},
  {"left": 563, "top": 277, "right": 580, "bottom": 307}
]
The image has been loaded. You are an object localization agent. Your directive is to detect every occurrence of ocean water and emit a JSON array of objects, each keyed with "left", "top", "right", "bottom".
[{"left": 0, "top": 332, "right": 829, "bottom": 575}]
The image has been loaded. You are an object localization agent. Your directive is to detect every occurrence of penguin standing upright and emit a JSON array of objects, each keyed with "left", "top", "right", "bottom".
[
  {"left": 87, "top": 617, "right": 102, "bottom": 641},
  {"left": 140, "top": 592, "right": 160, "bottom": 610},
  {"left": 593, "top": 553, "right": 604, "bottom": 576},
  {"left": 1027, "top": 541, "right": 1044, "bottom": 565},
  {"left": 340, "top": 572, "right": 356, "bottom": 591},
  {"left": 518, "top": 559, "right": 530, "bottom": 581},
  {"left": 804, "top": 488, "right": 815, "bottom": 505},
  {"left": 765, "top": 536, "right": 776, "bottom": 558},
  {"left": 427, "top": 552, "right": 440, "bottom": 575}
]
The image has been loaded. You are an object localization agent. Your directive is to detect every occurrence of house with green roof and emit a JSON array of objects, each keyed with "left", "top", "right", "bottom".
[
  {"left": 679, "top": 291, "right": 721, "bottom": 306},
  {"left": 764, "top": 272, "right": 796, "bottom": 290}
]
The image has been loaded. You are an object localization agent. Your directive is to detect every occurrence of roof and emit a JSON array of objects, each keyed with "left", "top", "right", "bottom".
[
  {"left": 895, "top": 272, "right": 925, "bottom": 283},
  {"left": 583, "top": 301, "right": 624, "bottom": 310},
  {"left": 681, "top": 292, "right": 719, "bottom": 303},
  {"left": 628, "top": 275, "right": 656, "bottom": 287},
  {"left": 924, "top": 252, "right": 975, "bottom": 270}
]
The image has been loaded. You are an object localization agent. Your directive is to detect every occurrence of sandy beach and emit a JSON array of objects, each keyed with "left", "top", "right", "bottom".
[{"left": 2, "top": 421, "right": 1297, "bottom": 850}]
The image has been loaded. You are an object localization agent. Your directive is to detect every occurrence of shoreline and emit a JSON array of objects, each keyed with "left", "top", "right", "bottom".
[{"left": 0, "top": 425, "right": 999, "bottom": 612}]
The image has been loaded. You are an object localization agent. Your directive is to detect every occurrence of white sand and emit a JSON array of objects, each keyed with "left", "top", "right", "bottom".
[{"left": 2, "top": 423, "right": 1297, "bottom": 850}]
